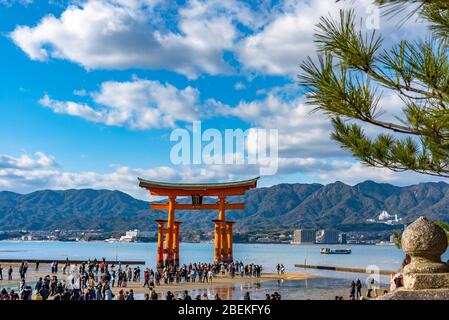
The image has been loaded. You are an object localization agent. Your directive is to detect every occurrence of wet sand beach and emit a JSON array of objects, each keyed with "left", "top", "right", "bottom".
[{"left": 108, "top": 273, "right": 317, "bottom": 296}]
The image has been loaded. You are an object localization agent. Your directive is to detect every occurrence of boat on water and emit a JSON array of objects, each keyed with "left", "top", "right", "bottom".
[{"left": 320, "top": 248, "right": 352, "bottom": 254}]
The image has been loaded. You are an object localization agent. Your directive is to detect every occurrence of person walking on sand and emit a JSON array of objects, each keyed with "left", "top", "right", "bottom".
[
  {"left": 0, "top": 264, "right": 3, "bottom": 280},
  {"left": 207, "top": 269, "right": 213, "bottom": 283},
  {"left": 19, "top": 262, "right": 24, "bottom": 280},
  {"left": 356, "top": 279, "right": 362, "bottom": 299},
  {"left": 8, "top": 266, "right": 13, "bottom": 281},
  {"left": 371, "top": 278, "right": 378, "bottom": 298},
  {"left": 111, "top": 268, "right": 116, "bottom": 287},
  {"left": 150, "top": 287, "right": 158, "bottom": 300},
  {"left": 122, "top": 272, "right": 128, "bottom": 288},
  {"left": 35, "top": 277, "right": 43, "bottom": 292},
  {"left": 350, "top": 281, "right": 356, "bottom": 299},
  {"left": 366, "top": 275, "right": 378, "bottom": 298},
  {"left": 126, "top": 289, "right": 135, "bottom": 300},
  {"left": 166, "top": 291, "right": 175, "bottom": 301},
  {"left": 104, "top": 285, "right": 114, "bottom": 300},
  {"left": 143, "top": 269, "right": 150, "bottom": 288},
  {"left": 183, "top": 290, "right": 192, "bottom": 300}
]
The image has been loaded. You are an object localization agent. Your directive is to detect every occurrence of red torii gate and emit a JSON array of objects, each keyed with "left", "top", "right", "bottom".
[{"left": 138, "top": 177, "right": 259, "bottom": 268}]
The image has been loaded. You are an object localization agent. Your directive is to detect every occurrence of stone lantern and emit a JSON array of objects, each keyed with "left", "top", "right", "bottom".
[
  {"left": 401, "top": 217, "right": 449, "bottom": 289},
  {"left": 381, "top": 216, "right": 449, "bottom": 299}
]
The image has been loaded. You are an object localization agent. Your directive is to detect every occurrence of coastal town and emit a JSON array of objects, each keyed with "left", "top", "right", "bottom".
[{"left": 0, "top": 227, "right": 399, "bottom": 246}]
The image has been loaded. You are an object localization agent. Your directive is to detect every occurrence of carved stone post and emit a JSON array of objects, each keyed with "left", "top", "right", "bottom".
[
  {"left": 402, "top": 216, "right": 449, "bottom": 290},
  {"left": 381, "top": 216, "right": 449, "bottom": 299}
]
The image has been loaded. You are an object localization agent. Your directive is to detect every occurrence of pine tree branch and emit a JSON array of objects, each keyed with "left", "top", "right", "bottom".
[
  {"left": 300, "top": 3, "right": 449, "bottom": 179},
  {"left": 331, "top": 117, "right": 449, "bottom": 177}
]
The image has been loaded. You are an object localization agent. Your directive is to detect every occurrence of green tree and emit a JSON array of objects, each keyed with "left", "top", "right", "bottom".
[
  {"left": 392, "top": 230, "right": 402, "bottom": 249},
  {"left": 299, "top": 1, "right": 449, "bottom": 177},
  {"left": 435, "top": 220, "right": 449, "bottom": 237}
]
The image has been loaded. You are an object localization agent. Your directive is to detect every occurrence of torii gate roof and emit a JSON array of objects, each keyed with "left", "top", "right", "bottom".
[{"left": 138, "top": 176, "right": 259, "bottom": 196}]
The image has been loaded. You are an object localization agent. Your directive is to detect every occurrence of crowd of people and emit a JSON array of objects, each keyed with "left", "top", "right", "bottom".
[
  {"left": 343, "top": 255, "right": 412, "bottom": 300},
  {"left": 0, "top": 263, "right": 29, "bottom": 281},
  {"left": 276, "top": 264, "right": 285, "bottom": 275},
  {"left": 0, "top": 259, "right": 267, "bottom": 301},
  {"left": 349, "top": 279, "right": 363, "bottom": 299},
  {"left": 346, "top": 277, "right": 390, "bottom": 300},
  {"left": 152, "top": 261, "right": 263, "bottom": 285}
]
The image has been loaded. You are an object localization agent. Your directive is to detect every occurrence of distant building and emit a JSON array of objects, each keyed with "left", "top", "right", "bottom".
[
  {"left": 120, "top": 229, "right": 141, "bottom": 242},
  {"left": 126, "top": 230, "right": 140, "bottom": 238},
  {"left": 292, "top": 229, "right": 315, "bottom": 244},
  {"left": 316, "top": 229, "right": 339, "bottom": 244},
  {"left": 366, "top": 210, "right": 403, "bottom": 225},
  {"left": 256, "top": 237, "right": 272, "bottom": 243},
  {"left": 338, "top": 233, "right": 347, "bottom": 244},
  {"left": 138, "top": 231, "right": 152, "bottom": 238},
  {"left": 119, "top": 235, "right": 134, "bottom": 242}
]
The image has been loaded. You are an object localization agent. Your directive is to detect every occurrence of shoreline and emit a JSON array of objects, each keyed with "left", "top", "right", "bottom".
[{"left": 0, "top": 240, "right": 394, "bottom": 246}]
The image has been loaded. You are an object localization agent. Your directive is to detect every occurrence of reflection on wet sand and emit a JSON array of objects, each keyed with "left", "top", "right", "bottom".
[{"left": 132, "top": 277, "right": 356, "bottom": 300}]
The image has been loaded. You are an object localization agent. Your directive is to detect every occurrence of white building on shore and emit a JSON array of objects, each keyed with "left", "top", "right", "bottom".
[{"left": 118, "top": 229, "right": 152, "bottom": 242}]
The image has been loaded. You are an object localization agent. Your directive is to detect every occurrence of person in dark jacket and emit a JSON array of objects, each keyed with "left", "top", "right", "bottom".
[{"left": 356, "top": 279, "right": 362, "bottom": 299}]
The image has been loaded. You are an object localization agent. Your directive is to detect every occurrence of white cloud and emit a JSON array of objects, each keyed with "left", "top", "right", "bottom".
[
  {"left": 0, "top": 152, "right": 327, "bottom": 199},
  {"left": 0, "top": 152, "right": 265, "bottom": 199},
  {"left": 39, "top": 78, "right": 206, "bottom": 129},
  {"left": 318, "top": 161, "right": 446, "bottom": 186},
  {"left": 236, "top": 0, "right": 427, "bottom": 76},
  {"left": 39, "top": 94, "right": 103, "bottom": 123},
  {"left": 233, "top": 82, "right": 246, "bottom": 90},
  {"left": 0, "top": 152, "right": 57, "bottom": 169},
  {"left": 10, "top": 0, "right": 428, "bottom": 78},
  {"left": 0, "top": 0, "right": 33, "bottom": 6},
  {"left": 237, "top": 0, "right": 321, "bottom": 76},
  {"left": 217, "top": 85, "right": 341, "bottom": 158},
  {"left": 9, "top": 0, "right": 246, "bottom": 78},
  {"left": 73, "top": 89, "right": 88, "bottom": 97},
  {"left": 1, "top": 152, "right": 445, "bottom": 199}
]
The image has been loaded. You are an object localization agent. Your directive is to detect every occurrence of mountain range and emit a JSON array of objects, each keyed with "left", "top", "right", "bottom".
[{"left": 0, "top": 180, "right": 448, "bottom": 233}]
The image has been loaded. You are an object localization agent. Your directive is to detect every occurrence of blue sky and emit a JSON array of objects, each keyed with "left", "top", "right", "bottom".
[{"left": 0, "top": 0, "right": 445, "bottom": 199}]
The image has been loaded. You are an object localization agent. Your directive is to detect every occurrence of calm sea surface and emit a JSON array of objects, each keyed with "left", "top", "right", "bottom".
[{"left": 0, "top": 241, "right": 405, "bottom": 269}]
